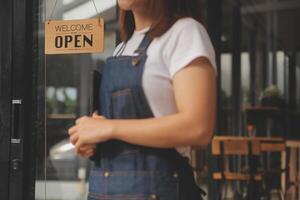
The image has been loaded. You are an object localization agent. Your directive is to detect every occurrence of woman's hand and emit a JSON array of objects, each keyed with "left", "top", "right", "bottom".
[
  {"left": 68, "top": 112, "right": 113, "bottom": 154},
  {"left": 76, "top": 144, "right": 96, "bottom": 158}
]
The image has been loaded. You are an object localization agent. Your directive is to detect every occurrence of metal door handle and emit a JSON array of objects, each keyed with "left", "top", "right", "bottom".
[
  {"left": 9, "top": 99, "right": 24, "bottom": 199},
  {"left": 11, "top": 99, "right": 22, "bottom": 143},
  {"left": 10, "top": 99, "right": 23, "bottom": 172}
]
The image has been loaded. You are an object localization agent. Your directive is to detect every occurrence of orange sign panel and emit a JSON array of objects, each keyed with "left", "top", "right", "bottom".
[{"left": 45, "top": 18, "right": 104, "bottom": 54}]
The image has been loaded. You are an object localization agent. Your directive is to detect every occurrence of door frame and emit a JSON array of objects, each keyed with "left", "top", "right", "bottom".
[
  {"left": 0, "top": 0, "right": 13, "bottom": 198},
  {"left": 0, "top": 0, "right": 41, "bottom": 199}
]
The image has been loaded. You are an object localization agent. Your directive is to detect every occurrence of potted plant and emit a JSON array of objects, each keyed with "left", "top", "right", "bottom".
[{"left": 259, "top": 85, "right": 285, "bottom": 109}]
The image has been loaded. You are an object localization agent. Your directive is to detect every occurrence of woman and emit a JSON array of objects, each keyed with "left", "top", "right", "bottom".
[{"left": 68, "top": 0, "right": 217, "bottom": 199}]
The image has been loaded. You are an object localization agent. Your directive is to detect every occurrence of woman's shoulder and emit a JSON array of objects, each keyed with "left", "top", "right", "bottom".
[
  {"left": 157, "top": 17, "right": 209, "bottom": 43},
  {"left": 157, "top": 17, "right": 217, "bottom": 77},
  {"left": 168, "top": 17, "right": 207, "bottom": 34}
]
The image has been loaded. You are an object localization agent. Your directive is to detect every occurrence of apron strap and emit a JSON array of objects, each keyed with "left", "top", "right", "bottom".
[
  {"left": 133, "top": 35, "right": 153, "bottom": 86},
  {"left": 134, "top": 34, "right": 153, "bottom": 55}
]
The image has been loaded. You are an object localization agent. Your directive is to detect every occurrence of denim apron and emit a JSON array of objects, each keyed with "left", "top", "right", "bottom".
[{"left": 88, "top": 35, "right": 206, "bottom": 200}]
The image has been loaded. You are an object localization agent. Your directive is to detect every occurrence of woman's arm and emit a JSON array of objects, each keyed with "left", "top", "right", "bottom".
[
  {"left": 111, "top": 57, "right": 216, "bottom": 148},
  {"left": 69, "top": 57, "right": 216, "bottom": 150}
]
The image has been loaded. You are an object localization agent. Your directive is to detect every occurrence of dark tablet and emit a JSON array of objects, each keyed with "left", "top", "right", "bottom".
[
  {"left": 90, "top": 70, "right": 102, "bottom": 115},
  {"left": 89, "top": 70, "right": 102, "bottom": 163}
]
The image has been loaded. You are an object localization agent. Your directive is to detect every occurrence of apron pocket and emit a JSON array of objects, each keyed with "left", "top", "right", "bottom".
[{"left": 111, "top": 87, "right": 137, "bottom": 119}]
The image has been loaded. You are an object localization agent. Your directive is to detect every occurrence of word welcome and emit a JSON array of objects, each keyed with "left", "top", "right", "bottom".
[{"left": 54, "top": 24, "right": 93, "bottom": 32}]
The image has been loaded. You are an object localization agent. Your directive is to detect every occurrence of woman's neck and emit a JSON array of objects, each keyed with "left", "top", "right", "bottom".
[{"left": 132, "top": 10, "right": 153, "bottom": 31}]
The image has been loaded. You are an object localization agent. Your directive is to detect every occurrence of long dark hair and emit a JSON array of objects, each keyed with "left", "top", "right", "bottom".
[{"left": 119, "top": 0, "right": 204, "bottom": 42}]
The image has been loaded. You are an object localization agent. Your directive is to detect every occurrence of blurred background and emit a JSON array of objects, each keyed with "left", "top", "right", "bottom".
[{"left": 2, "top": 0, "right": 299, "bottom": 199}]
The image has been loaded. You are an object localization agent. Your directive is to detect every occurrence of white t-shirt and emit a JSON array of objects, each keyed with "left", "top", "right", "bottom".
[{"left": 113, "top": 17, "right": 217, "bottom": 160}]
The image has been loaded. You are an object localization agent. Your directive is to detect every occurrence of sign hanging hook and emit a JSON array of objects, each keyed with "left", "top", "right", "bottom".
[
  {"left": 91, "top": 0, "right": 102, "bottom": 25},
  {"left": 47, "top": 0, "right": 102, "bottom": 25},
  {"left": 91, "top": 0, "right": 100, "bottom": 16},
  {"left": 47, "top": 0, "right": 58, "bottom": 25}
]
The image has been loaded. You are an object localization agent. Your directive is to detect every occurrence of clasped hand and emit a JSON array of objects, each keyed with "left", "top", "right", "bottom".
[{"left": 67, "top": 112, "right": 113, "bottom": 158}]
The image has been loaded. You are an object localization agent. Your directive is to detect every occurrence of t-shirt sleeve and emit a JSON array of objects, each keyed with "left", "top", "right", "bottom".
[{"left": 163, "top": 19, "right": 217, "bottom": 78}]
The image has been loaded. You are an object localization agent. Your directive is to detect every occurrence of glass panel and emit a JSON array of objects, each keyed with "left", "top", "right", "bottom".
[
  {"left": 238, "top": 0, "right": 299, "bottom": 137},
  {"left": 276, "top": 51, "right": 285, "bottom": 95},
  {"left": 217, "top": 1, "right": 300, "bottom": 198},
  {"left": 219, "top": 0, "right": 234, "bottom": 135},
  {"left": 35, "top": 1, "right": 118, "bottom": 199},
  {"left": 220, "top": 53, "right": 232, "bottom": 134},
  {"left": 241, "top": 51, "right": 251, "bottom": 107}
]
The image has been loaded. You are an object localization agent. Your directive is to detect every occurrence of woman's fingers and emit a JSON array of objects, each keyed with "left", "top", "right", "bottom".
[
  {"left": 79, "top": 144, "right": 96, "bottom": 151},
  {"left": 70, "top": 133, "right": 79, "bottom": 145},
  {"left": 92, "top": 111, "right": 99, "bottom": 116},
  {"left": 77, "top": 148, "right": 95, "bottom": 158},
  {"left": 92, "top": 112, "right": 105, "bottom": 119},
  {"left": 77, "top": 145, "right": 96, "bottom": 156},
  {"left": 69, "top": 114, "right": 107, "bottom": 150},
  {"left": 75, "top": 140, "right": 84, "bottom": 153},
  {"left": 68, "top": 126, "right": 77, "bottom": 136},
  {"left": 81, "top": 149, "right": 95, "bottom": 158},
  {"left": 78, "top": 148, "right": 94, "bottom": 155},
  {"left": 75, "top": 116, "right": 88, "bottom": 124}
]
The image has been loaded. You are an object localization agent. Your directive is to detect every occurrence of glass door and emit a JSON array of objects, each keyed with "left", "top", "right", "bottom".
[{"left": 35, "top": 1, "right": 118, "bottom": 199}]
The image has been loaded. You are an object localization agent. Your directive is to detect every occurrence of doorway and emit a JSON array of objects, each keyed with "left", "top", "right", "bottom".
[{"left": 35, "top": 1, "right": 118, "bottom": 199}]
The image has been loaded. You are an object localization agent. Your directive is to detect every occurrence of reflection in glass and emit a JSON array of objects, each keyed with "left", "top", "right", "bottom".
[
  {"left": 47, "top": 87, "right": 77, "bottom": 115},
  {"left": 241, "top": 52, "right": 250, "bottom": 107},
  {"left": 35, "top": 0, "right": 118, "bottom": 199}
]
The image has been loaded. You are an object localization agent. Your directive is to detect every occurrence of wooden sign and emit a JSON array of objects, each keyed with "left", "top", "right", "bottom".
[{"left": 45, "top": 18, "right": 104, "bottom": 55}]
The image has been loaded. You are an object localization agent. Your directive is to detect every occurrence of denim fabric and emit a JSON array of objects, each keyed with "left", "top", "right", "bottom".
[{"left": 88, "top": 36, "right": 205, "bottom": 200}]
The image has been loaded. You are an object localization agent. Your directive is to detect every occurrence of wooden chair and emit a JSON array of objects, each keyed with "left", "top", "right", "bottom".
[
  {"left": 212, "top": 137, "right": 262, "bottom": 199},
  {"left": 258, "top": 138, "right": 286, "bottom": 199},
  {"left": 284, "top": 140, "right": 300, "bottom": 200}
]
